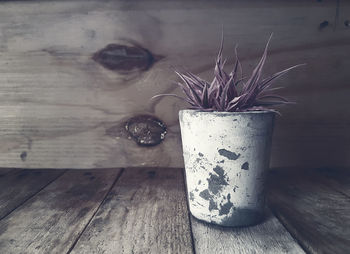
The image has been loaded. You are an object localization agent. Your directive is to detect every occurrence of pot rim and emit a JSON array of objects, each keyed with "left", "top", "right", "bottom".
[{"left": 179, "top": 109, "right": 275, "bottom": 115}]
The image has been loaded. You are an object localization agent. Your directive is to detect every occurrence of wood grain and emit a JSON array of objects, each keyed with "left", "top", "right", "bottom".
[
  {"left": 0, "top": 169, "right": 64, "bottom": 220},
  {"left": 191, "top": 210, "right": 305, "bottom": 254},
  {"left": 268, "top": 168, "right": 350, "bottom": 254},
  {"left": 0, "top": 168, "right": 122, "bottom": 254},
  {"left": 70, "top": 167, "right": 193, "bottom": 254},
  {"left": 313, "top": 167, "right": 350, "bottom": 197},
  {"left": 0, "top": 0, "right": 349, "bottom": 168},
  {"left": 0, "top": 168, "right": 16, "bottom": 177}
]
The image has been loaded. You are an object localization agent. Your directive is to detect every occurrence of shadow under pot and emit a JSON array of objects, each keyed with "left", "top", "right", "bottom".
[{"left": 179, "top": 109, "right": 275, "bottom": 227}]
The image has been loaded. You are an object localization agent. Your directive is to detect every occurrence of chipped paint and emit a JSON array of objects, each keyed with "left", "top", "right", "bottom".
[
  {"left": 207, "top": 166, "right": 228, "bottom": 195},
  {"left": 219, "top": 194, "right": 233, "bottom": 215},
  {"left": 189, "top": 192, "right": 195, "bottom": 201},
  {"left": 199, "top": 189, "right": 211, "bottom": 200},
  {"left": 241, "top": 162, "right": 249, "bottom": 170},
  {"left": 218, "top": 149, "right": 240, "bottom": 160},
  {"left": 209, "top": 199, "right": 218, "bottom": 211}
]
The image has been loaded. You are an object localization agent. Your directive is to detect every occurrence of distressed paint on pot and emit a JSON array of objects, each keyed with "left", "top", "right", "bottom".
[{"left": 179, "top": 110, "right": 275, "bottom": 227}]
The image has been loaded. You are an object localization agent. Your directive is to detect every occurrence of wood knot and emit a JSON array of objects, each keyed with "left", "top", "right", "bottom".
[
  {"left": 20, "top": 151, "right": 27, "bottom": 161},
  {"left": 93, "top": 44, "right": 159, "bottom": 72},
  {"left": 125, "top": 115, "right": 167, "bottom": 146}
]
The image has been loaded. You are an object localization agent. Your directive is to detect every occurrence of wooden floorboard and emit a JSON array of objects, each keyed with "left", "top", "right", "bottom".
[
  {"left": 70, "top": 167, "right": 193, "bottom": 254},
  {"left": 191, "top": 209, "right": 305, "bottom": 254},
  {"left": 0, "top": 169, "right": 64, "bottom": 220},
  {"left": 268, "top": 168, "right": 350, "bottom": 254},
  {"left": 0, "top": 168, "right": 122, "bottom": 254},
  {"left": 0, "top": 168, "right": 16, "bottom": 177},
  {"left": 312, "top": 167, "right": 350, "bottom": 197},
  {"left": 0, "top": 167, "right": 348, "bottom": 254}
]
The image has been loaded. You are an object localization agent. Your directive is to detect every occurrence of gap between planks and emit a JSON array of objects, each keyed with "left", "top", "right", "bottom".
[
  {"left": 67, "top": 168, "right": 125, "bottom": 253},
  {"left": 182, "top": 168, "right": 198, "bottom": 254},
  {"left": 0, "top": 168, "right": 66, "bottom": 221},
  {"left": 70, "top": 167, "right": 193, "bottom": 254},
  {"left": 0, "top": 168, "right": 123, "bottom": 254}
]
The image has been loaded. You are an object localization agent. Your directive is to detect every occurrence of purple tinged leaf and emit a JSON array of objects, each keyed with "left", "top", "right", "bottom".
[
  {"left": 175, "top": 71, "right": 202, "bottom": 105},
  {"left": 214, "top": 35, "right": 230, "bottom": 88},
  {"left": 263, "top": 86, "right": 284, "bottom": 92},
  {"left": 257, "top": 94, "right": 289, "bottom": 102},
  {"left": 234, "top": 45, "right": 243, "bottom": 80},
  {"left": 243, "top": 34, "right": 272, "bottom": 95},
  {"left": 201, "top": 82, "right": 209, "bottom": 108},
  {"left": 225, "top": 94, "right": 245, "bottom": 111},
  {"left": 176, "top": 72, "right": 203, "bottom": 91},
  {"left": 177, "top": 83, "right": 199, "bottom": 106},
  {"left": 150, "top": 93, "right": 196, "bottom": 106},
  {"left": 258, "top": 64, "right": 305, "bottom": 92},
  {"left": 215, "top": 85, "right": 223, "bottom": 102},
  {"left": 254, "top": 100, "right": 293, "bottom": 106},
  {"left": 207, "top": 89, "right": 215, "bottom": 106},
  {"left": 245, "top": 106, "right": 281, "bottom": 115},
  {"left": 229, "top": 45, "right": 240, "bottom": 80},
  {"left": 220, "top": 81, "right": 230, "bottom": 109},
  {"left": 151, "top": 94, "right": 186, "bottom": 100},
  {"left": 221, "top": 74, "right": 237, "bottom": 108},
  {"left": 213, "top": 98, "right": 223, "bottom": 111},
  {"left": 184, "top": 71, "right": 206, "bottom": 88}
]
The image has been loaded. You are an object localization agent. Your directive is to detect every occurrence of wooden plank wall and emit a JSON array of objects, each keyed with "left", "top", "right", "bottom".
[{"left": 0, "top": 0, "right": 349, "bottom": 169}]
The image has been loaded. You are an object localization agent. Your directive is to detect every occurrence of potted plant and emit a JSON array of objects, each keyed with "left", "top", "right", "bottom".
[{"left": 153, "top": 34, "right": 302, "bottom": 227}]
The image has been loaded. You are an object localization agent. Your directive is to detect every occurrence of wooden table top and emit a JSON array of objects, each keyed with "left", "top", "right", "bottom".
[{"left": 0, "top": 167, "right": 348, "bottom": 254}]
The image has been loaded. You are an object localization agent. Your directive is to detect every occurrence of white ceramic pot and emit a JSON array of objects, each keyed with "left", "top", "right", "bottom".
[{"left": 179, "top": 110, "right": 275, "bottom": 227}]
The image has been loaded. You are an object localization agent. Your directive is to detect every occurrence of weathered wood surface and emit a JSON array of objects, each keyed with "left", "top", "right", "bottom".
[
  {"left": 268, "top": 168, "right": 350, "bottom": 254},
  {"left": 191, "top": 210, "right": 305, "bottom": 254},
  {"left": 0, "top": 168, "right": 16, "bottom": 177},
  {"left": 313, "top": 167, "right": 350, "bottom": 197},
  {"left": 0, "top": 167, "right": 349, "bottom": 254},
  {"left": 71, "top": 167, "right": 193, "bottom": 254},
  {"left": 0, "top": 169, "right": 64, "bottom": 220},
  {"left": 0, "top": 0, "right": 349, "bottom": 169},
  {"left": 0, "top": 168, "right": 122, "bottom": 254}
]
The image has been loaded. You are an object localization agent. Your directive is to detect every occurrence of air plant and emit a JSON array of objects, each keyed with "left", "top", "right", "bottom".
[{"left": 152, "top": 34, "right": 303, "bottom": 113}]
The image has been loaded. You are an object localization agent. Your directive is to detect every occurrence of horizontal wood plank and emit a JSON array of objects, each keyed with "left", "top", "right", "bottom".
[
  {"left": 191, "top": 210, "right": 305, "bottom": 254},
  {"left": 70, "top": 167, "right": 193, "bottom": 254},
  {"left": 0, "top": 168, "right": 122, "bottom": 254},
  {"left": 268, "top": 168, "right": 350, "bottom": 254},
  {"left": 0, "top": 0, "right": 349, "bottom": 168},
  {"left": 0, "top": 169, "right": 64, "bottom": 220}
]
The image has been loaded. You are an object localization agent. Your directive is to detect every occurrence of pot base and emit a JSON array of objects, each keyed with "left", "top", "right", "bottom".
[{"left": 190, "top": 208, "right": 265, "bottom": 227}]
